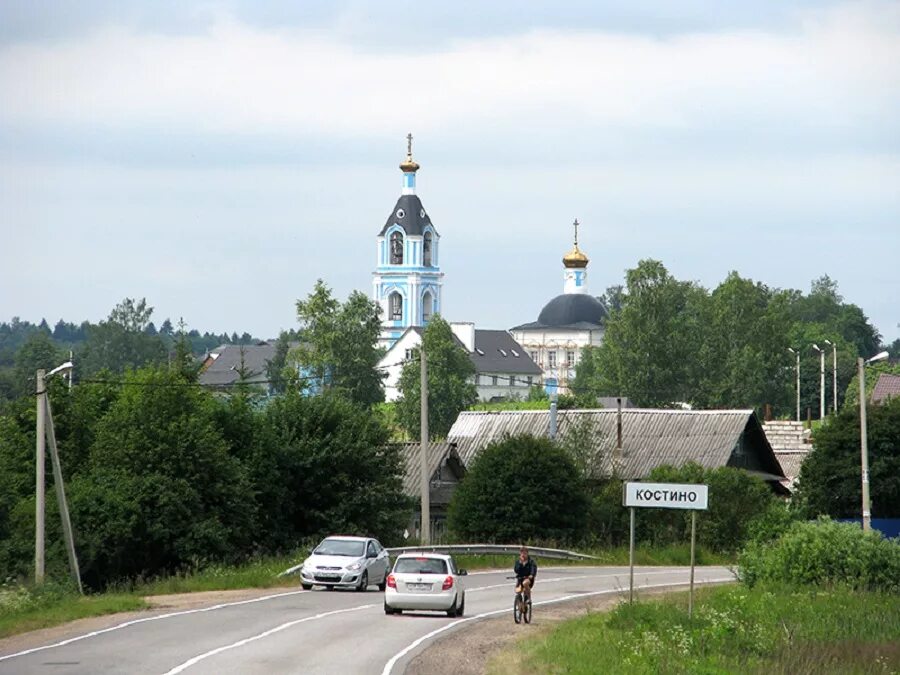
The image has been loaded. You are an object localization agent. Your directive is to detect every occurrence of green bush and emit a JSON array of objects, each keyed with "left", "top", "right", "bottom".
[
  {"left": 739, "top": 517, "right": 900, "bottom": 591},
  {"left": 448, "top": 434, "right": 589, "bottom": 543}
]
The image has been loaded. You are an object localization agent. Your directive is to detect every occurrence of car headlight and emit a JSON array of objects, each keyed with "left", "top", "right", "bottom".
[{"left": 346, "top": 561, "right": 362, "bottom": 571}]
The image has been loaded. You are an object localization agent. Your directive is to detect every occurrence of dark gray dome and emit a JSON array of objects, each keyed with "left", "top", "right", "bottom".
[
  {"left": 379, "top": 195, "right": 435, "bottom": 236},
  {"left": 536, "top": 294, "right": 608, "bottom": 328}
]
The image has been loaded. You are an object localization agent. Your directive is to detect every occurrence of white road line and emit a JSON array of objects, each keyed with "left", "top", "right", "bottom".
[
  {"left": 161, "top": 604, "right": 376, "bottom": 674},
  {"left": 380, "top": 575, "right": 736, "bottom": 675},
  {"left": 467, "top": 568, "right": 700, "bottom": 593},
  {"left": 0, "top": 589, "right": 310, "bottom": 663}
]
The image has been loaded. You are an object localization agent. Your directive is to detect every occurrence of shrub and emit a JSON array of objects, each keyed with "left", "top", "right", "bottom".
[
  {"left": 448, "top": 434, "right": 589, "bottom": 543},
  {"left": 739, "top": 517, "right": 900, "bottom": 592}
]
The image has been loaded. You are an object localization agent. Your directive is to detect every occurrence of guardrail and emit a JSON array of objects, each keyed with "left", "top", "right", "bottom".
[
  {"left": 384, "top": 544, "right": 598, "bottom": 561},
  {"left": 278, "top": 543, "right": 597, "bottom": 576}
]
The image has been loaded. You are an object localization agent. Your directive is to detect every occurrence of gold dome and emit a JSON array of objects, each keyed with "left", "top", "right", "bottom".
[
  {"left": 563, "top": 244, "right": 589, "bottom": 268},
  {"left": 399, "top": 132, "right": 420, "bottom": 173},
  {"left": 562, "top": 218, "right": 589, "bottom": 268}
]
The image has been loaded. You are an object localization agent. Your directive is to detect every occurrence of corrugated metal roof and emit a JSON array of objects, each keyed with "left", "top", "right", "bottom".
[
  {"left": 773, "top": 451, "right": 808, "bottom": 485},
  {"left": 395, "top": 442, "right": 461, "bottom": 497},
  {"left": 447, "top": 408, "right": 785, "bottom": 481},
  {"left": 872, "top": 373, "right": 900, "bottom": 404}
]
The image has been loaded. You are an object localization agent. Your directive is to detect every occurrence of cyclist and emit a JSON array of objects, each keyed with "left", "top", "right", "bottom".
[{"left": 514, "top": 546, "right": 537, "bottom": 600}]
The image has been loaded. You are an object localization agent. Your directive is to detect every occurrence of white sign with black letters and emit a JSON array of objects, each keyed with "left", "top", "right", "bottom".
[{"left": 623, "top": 482, "right": 708, "bottom": 511}]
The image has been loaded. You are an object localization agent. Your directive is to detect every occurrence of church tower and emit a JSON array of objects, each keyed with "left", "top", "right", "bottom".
[
  {"left": 562, "top": 218, "right": 589, "bottom": 293},
  {"left": 373, "top": 134, "right": 443, "bottom": 347}
]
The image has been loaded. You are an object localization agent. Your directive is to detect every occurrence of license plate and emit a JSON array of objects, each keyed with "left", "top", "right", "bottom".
[{"left": 407, "top": 583, "right": 431, "bottom": 591}]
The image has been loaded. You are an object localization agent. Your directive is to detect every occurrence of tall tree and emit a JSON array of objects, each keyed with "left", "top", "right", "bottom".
[
  {"left": 396, "top": 316, "right": 477, "bottom": 439},
  {"left": 78, "top": 298, "right": 167, "bottom": 376},
  {"left": 589, "top": 259, "right": 707, "bottom": 407},
  {"left": 292, "top": 280, "right": 385, "bottom": 406}
]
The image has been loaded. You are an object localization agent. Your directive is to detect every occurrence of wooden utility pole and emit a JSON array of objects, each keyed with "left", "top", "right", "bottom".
[
  {"left": 35, "top": 369, "right": 46, "bottom": 583},
  {"left": 420, "top": 346, "right": 430, "bottom": 545},
  {"left": 45, "top": 397, "right": 83, "bottom": 593}
]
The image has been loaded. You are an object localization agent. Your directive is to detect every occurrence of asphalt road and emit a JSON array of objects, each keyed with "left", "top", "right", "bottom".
[{"left": 0, "top": 565, "right": 735, "bottom": 674}]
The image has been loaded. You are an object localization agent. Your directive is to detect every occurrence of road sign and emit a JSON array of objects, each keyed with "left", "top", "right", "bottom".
[{"left": 623, "top": 482, "right": 709, "bottom": 511}]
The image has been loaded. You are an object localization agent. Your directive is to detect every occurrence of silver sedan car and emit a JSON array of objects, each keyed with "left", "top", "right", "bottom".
[
  {"left": 383, "top": 552, "right": 467, "bottom": 617},
  {"left": 299, "top": 536, "right": 390, "bottom": 591}
]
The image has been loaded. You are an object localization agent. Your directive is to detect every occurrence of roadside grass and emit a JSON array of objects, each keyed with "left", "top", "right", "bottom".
[
  {"left": 489, "top": 583, "right": 900, "bottom": 674},
  {"left": 0, "top": 582, "right": 146, "bottom": 640}
]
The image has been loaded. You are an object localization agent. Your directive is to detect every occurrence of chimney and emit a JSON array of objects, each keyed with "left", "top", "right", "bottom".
[{"left": 450, "top": 322, "right": 476, "bottom": 352}]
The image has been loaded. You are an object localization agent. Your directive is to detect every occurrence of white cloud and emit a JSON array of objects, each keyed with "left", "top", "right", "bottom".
[{"left": 1, "top": 2, "right": 897, "bottom": 139}]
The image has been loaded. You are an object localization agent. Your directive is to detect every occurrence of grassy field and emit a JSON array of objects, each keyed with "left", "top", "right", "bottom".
[
  {"left": 489, "top": 583, "right": 900, "bottom": 674},
  {"left": 0, "top": 544, "right": 730, "bottom": 639}
]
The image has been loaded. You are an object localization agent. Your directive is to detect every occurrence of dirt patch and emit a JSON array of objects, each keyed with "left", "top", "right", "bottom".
[{"left": 0, "top": 587, "right": 297, "bottom": 657}]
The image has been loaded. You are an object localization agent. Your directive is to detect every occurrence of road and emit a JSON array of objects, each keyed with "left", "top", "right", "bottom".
[{"left": 0, "top": 565, "right": 735, "bottom": 674}]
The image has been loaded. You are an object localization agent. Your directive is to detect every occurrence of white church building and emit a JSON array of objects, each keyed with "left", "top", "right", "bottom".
[{"left": 510, "top": 220, "right": 608, "bottom": 394}]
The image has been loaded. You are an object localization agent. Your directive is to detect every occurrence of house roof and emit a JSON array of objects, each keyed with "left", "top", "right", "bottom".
[
  {"left": 447, "top": 408, "right": 786, "bottom": 484},
  {"left": 872, "top": 373, "right": 900, "bottom": 404},
  {"left": 386, "top": 327, "right": 541, "bottom": 376},
  {"left": 470, "top": 330, "right": 543, "bottom": 376},
  {"left": 396, "top": 442, "right": 464, "bottom": 497},
  {"left": 198, "top": 342, "right": 276, "bottom": 387}
]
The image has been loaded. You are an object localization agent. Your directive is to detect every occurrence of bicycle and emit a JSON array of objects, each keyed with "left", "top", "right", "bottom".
[{"left": 506, "top": 576, "right": 532, "bottom": 624}]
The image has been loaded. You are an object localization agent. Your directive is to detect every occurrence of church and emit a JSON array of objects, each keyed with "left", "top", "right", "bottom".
[{"left": 510, "top": 220, "right": 608, "bottom": 394}]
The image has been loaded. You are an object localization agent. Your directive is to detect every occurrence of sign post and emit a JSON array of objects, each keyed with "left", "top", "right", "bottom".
[{"left": 623, "top": 482, "right": 709, "bottom": 614}]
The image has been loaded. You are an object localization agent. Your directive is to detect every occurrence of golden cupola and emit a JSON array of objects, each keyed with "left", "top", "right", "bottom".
[
  {"left": 562, "top": 219, "right": 589, "bottom": 269},
  {"left": 399, "top": 132, "right": 420, "bottom": 173}
]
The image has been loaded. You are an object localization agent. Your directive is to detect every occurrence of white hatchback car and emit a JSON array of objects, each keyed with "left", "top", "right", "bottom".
[
  {"left": 383, "top": 552, "right": 467, "bottom": 617},
  {"left": 299, "top": 536, "right": 390, "bottom": 591}
]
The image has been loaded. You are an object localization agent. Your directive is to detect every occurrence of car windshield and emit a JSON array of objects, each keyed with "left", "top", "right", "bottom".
[
  {"left": 314, "top": 539, "right": 365, "bottom": 557},
  {"left": 394, "top": 558, "right": 448, "bottom": 575}
]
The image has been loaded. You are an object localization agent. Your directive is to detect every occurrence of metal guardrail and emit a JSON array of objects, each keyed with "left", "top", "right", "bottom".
[
  {"left": 384, "top": 544, "right": 598, "bottom": 561},
  {"left": 279, "top": 544, "right": 597, "bottom": 576}
]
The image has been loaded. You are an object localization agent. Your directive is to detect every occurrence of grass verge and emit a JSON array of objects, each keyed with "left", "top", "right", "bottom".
[{"left": 489, "top": 583, "right": 900, "bottom": 674}]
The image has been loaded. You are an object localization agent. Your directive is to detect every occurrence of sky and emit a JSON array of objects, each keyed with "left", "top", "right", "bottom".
[{"left": 2, "top": 0, "right": 898, "bottom": 343}]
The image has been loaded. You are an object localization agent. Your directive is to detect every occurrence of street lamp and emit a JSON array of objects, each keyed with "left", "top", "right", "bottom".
[
  {"left": 824, "top": 340, "right": 837, "bottom": 413},
  {"left": 812, "top": 344, "right": 825, "bottom": 419},
  {"left": 787, "top": 348, "right": 800, "bottom": 422},
  {"left": 858, "top": 350, "right": 889, "bottom": 532}
]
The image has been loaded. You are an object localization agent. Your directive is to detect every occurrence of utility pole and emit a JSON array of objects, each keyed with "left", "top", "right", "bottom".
[
  {"left": 419, "top": 345, "right": 430, "bottom": 546},
  {"left": 45, "top": 397, "right": 83, "bottom": 593},
  {"left": 859, "top": 357, "right": 871, "bottom": 532},
  {"left": 35, "top": 369, "right": 46, "bottom": 584}
]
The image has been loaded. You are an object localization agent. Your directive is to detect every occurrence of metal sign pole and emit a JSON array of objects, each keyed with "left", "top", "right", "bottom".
[
  {"left": 689, "top": 510, "right": 696, "bottom": 619},
  {"left": 628, "top": 507, "right": 635, "bottom": 604}
]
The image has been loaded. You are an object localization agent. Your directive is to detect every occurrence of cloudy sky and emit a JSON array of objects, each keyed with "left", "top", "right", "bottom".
[{"left": 2, "top": 0, "right": 898, "bottom": 342}]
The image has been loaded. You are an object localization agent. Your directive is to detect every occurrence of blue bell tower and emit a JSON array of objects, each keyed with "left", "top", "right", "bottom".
[{"left": 373, "top": 134, "right": 443, "bottom": 347}]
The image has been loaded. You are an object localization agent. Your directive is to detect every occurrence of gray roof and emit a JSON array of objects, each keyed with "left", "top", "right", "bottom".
[
  {"left": 396, "top": 442, "right": 464, "bottom": 497},
  {"left": 471, "top": 330, "right": 542, "bottom": 376},
  {"left": 401, "top": 327, "right": 541, "bottom": 376},
  {"left": 772, "top": 450, "right": 809, "bottom": 488},
  {"left": 447, "top": 408, "right": 786, "bottom": 483},
  {"left": 380, "top": 195, "right": 435, "bottom": 236},
  {"left": 198, "top": 342, "right": 276, "bottom": 387},
  {"left": 511, "top": 294, "right": 607, "bottom": 331},
  {"left": 872, "top": 373, "right": 900, "bottom": 404}
]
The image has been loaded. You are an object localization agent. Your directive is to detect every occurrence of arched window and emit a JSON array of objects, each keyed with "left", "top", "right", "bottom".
[
  {"left": 390, "top": 232, "right": 404, "bottom": 264},
  {"left": 389, "top": 292, "right": 403, "bottom": 321},
  {"left": 422, "top": 292, "right": 434, "bottom": 322},
  {"left": 423, "top": 231, "right": 433, "bottom": 266}
]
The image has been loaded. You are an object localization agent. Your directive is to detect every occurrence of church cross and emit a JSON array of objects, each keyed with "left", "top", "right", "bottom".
[
  {"left": 406, "top": 133, "right": 413, "bottom": 157},
  {"left": 573, "top": 218, "right": 579, "bottom": 246}
]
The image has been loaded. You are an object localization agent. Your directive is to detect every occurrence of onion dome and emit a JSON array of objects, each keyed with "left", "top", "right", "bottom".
[
  {"left": 563, "top": 218, "right": 589, "bottom": 268},
  {"left": 399, "top": 132, "right": 420, "bottom": 173}
]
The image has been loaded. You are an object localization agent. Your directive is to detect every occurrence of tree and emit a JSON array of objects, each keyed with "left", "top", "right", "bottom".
[
  {"left": 13, "top": 331, "right": 64, "bottom": 396},
  {"left": 292, "top": 280, "right": 385, "bottom": 406},
  {"left": 266, "top": 330, "right": 298, "bottom": 395},
  {"left": 262, "top": 391, "right": 410, "bottom": 545},
  {"left": 448, "top": 434, "right": 589, "bottom": 543},
  {"left": 588, "top": 259, "right": 707, "bottom": 407},
  {"left": 396, "top": 316, "right": 477, "bottom": 439},
  {"left": 793, "top": 397, "right": 900, "bottom": 519},
  {"left": 78, "top": 298, "right": 166, "bottom": 376}
]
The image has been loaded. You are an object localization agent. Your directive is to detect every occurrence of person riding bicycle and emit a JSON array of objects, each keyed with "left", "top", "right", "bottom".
[{"left": 514, "top": 546, "right": 537, "bottom": 600}]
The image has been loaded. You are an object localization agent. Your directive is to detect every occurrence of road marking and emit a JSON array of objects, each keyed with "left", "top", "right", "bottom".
[
  {"left": 467, "top": 568, "right": 701, "bottom": 593},
  {"left": 380, "top": 575, "right": 736, "bottom": 675},
  {"left": 161, "top": 604, "right": 376, "bottom": 674},
  {"left": 0, "top": 589, "right": 310, "bottom": 663}
]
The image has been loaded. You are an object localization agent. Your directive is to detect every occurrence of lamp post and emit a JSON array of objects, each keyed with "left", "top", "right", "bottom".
[
  {"left": 812, "top": 344, "right": 825, "bottom": 419},
  {"left": 788, "top": 348, "right": 800, "bottom": 422},
  {"left": 824, "top": 339, "right": 837, "bottom": 413},
  {"left": 858, "top": 350, "right": 889, "bottom": 532}
]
